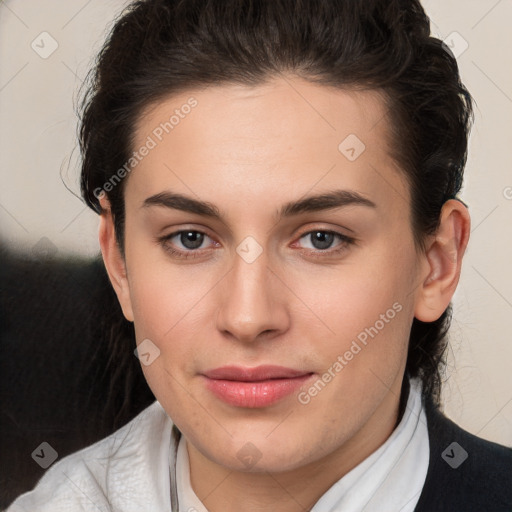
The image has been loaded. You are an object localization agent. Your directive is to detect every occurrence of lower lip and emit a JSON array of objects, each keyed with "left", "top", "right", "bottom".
[{"left": 203, "top": 374, "right": 314, "bottom": 408}]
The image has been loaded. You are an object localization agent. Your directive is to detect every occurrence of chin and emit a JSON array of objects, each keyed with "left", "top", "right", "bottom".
[{"left": 199, "top": 431, "right": 321, "bottom": 474}]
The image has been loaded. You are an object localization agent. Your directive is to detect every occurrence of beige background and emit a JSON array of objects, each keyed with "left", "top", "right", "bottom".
[{"left": 0, "top": 0, "right": 511, "bottom": 445}]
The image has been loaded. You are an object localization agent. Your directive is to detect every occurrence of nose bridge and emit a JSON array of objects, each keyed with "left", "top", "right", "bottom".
[{"left": 216, "top": 240, "right": 288, "bottom": 342}]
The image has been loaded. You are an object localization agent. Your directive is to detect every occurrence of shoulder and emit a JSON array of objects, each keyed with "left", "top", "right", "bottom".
[
  {"left": 6, "top": 401, "right": 173, "bottom": 512},
  {"left": 415, "top": 396, "right": 512, "bottom": 512}
]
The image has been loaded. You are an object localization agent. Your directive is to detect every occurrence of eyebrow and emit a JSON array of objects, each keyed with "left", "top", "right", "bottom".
[{"left": 142, "top": 189, "right": 376, "bottom": 220}]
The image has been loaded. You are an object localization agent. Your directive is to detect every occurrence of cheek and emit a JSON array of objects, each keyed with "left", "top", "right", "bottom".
[
  {"left": 125, "top": 253, "right": 228, "bottom": 402},
  {"left": 288, "top": 240, "right": 417, "bottom": 392},
  {"left": 126, "top": 263, "right": 211, "bottom": 422},
  {"left": 123, "top": 227, "right": 213, "bottom": 335},
  {"left": 292, "top": 246, "right": 414, "bottom": 340},
  {"left": 292, "top": 266, "right": 414, "bottom": 432}
]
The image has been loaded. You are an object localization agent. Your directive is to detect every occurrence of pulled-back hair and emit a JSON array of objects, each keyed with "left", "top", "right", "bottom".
[{"left": 79, "top": 0, "right": 473, "bottom": 405}]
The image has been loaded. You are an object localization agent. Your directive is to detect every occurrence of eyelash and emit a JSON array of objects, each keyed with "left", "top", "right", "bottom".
[{"left": 158, "top": 229, "right": 356, "bottom": 260}]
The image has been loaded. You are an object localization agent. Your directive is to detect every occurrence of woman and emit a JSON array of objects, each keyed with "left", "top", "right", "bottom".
[{"left": 8, "top": 0, "right": 511, "bottom": 511}]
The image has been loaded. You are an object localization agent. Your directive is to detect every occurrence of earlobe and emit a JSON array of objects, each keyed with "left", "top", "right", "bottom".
[
  {"left": 414, "top": 199, "right": 471, "bottom": 322},
  {"left": 98, "top": 196, "right": 134, "bottom": 322}
]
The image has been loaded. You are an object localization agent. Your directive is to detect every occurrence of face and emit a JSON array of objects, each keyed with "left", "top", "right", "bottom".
[{"left": 104, "top": 76, "right": 431, "bottom": 474}]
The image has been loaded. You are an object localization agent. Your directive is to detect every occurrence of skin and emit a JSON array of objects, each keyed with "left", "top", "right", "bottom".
[{"left": 98, "top": 75, "right": 470, "bottom": 511}]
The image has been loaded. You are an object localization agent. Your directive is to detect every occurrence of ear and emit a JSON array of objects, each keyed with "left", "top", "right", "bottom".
[
  {"left": 98, "top": 195, "right": 134, "bottom": 322},
  {"left": 414, "top": 199, "right": 471, "bottom": 322}
]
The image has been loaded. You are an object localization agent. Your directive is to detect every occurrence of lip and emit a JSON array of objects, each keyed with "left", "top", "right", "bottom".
[{"left": 202, "top": 365, "right": 314, "bottom": 408}]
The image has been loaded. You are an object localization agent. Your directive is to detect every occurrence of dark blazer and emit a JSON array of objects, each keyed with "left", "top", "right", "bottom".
[{"left": 415, "top": 397, "right": 512, "bottom": 511}]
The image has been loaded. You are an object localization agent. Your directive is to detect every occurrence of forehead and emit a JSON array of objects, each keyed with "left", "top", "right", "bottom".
[
  {"left": 127, "top": 76, "right": 409, "bottom": 218},
  {"left": 135, "top": 77, "right": 391, "bottom": 152}
]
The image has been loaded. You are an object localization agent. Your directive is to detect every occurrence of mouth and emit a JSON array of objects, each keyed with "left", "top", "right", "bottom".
[{"left": 201, "top": 365, "right": 315, "bottom": 408}]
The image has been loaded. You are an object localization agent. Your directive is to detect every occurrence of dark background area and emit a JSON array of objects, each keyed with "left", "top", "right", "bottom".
[{"left": 0, "top": 242, "right": 155, "bottom": 509}]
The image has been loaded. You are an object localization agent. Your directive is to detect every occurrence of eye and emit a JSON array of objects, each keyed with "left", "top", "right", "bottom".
[
  {"left": 172, "top": 230, "right": 209, "bottom": 250},
  {"left": 294, "top": 229, "right": 355, "bottom": 255},
  {"left": 158, "top": 229, "right": 218, "bottom": 259},
  {"left": 158, "top": 228, "right": 355, "bottom": 260}
]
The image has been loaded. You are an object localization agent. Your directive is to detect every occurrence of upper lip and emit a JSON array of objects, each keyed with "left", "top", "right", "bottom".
[{"left": 202, "top": 365, "right": 312, "bottom": 381}]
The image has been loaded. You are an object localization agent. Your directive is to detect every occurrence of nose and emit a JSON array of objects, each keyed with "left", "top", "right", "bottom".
[{"left": 216, "top": 246, "right": 290, "bottom": 344}]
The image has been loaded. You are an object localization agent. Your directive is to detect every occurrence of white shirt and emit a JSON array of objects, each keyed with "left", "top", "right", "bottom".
[{"left": 7, "top": 379, "right": 429, "bottom": 512}]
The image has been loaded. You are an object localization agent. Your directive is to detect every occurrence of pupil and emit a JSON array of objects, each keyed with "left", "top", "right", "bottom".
[
  {"left": 312, "top": 232, "right": 333, "bottom": 250},
  {"left": 181, "top": 231, "right": 203, "bottom": 249}
]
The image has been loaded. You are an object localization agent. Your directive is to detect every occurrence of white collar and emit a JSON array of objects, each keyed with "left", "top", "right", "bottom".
[{"left": 173, "top": 378, "right": 429, "bottom": 512}]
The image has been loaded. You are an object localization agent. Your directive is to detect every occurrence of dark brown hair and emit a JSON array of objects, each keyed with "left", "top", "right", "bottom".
[{"left": 79, "top": 0, "right": 473, "bottom": 404}]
